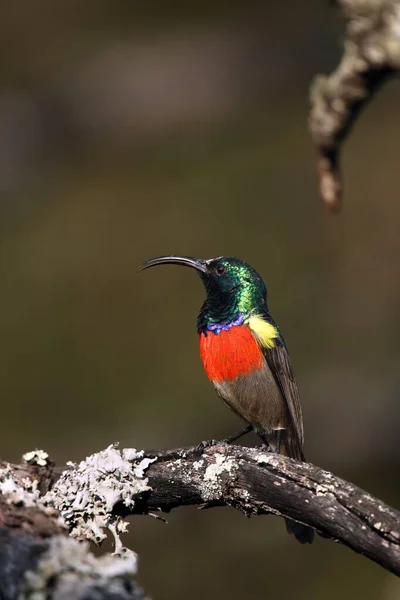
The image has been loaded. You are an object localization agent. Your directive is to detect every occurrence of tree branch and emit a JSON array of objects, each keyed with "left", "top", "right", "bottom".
[
  {"left": 0, "top": 451, "right": 144, "bottom": 600},
  {"left": 309, "top": 0, "right": 400, "bottom": 212},
  {"left": 1, "top": 442, "right": 399, "bottom": 592},
  {"left": 143, "top": 444, "right": 400, "bottom": 575}
]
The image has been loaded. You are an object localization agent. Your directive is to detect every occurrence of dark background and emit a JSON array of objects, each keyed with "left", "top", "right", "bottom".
[{"left": 0, "top": 1, "right": 399, "bottom": 598}]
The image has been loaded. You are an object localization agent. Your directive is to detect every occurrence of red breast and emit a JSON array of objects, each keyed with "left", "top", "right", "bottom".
[{"left": 199, "top": 324, "right": 264, "bottom": 382}]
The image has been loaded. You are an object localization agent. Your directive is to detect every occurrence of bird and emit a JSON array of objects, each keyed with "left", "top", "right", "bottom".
[{"left": 140, "top": 254, "right": 314, "bottom": 544}]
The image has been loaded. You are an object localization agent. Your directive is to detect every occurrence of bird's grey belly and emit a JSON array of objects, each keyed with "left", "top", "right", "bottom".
[{"left": 213, "top": 363, "right": 288, "bottom": 434}]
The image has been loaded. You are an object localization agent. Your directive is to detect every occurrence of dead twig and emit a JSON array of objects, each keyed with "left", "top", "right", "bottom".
[{"left": 309, "top": 0, "right": 400, "bottom": 212}]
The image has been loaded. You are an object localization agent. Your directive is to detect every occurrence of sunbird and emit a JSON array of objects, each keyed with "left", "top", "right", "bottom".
[{"left": 140, "top": 255, "right": 313, "bottom": 544}]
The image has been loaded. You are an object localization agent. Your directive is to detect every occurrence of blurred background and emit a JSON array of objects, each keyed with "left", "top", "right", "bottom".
[{"left": 0, "top": 1, "right": 399, "bottom": 598}]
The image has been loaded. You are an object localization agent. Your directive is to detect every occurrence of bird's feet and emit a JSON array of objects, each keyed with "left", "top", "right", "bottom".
[
  {"left": 196, "top": 425, "right": 253, "bottom": 454},
  {"left": 220, "top": 424, "right": 253, "bottom": 444},
  {"left": 260, "top": 443, "right": 274, "bottom": 453},
  {"left": 194, "top": 439, "right": 219, "bottom": 455}
]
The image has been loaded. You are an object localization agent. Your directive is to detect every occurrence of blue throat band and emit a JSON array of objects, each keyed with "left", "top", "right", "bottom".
[{"left": 206, "top": 313, "right": 245, "bottom": 335}]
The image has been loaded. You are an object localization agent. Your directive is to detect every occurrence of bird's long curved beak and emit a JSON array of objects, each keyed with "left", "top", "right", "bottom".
[{"left": 139, "top": 255, "right": 208, "bottom": 273}]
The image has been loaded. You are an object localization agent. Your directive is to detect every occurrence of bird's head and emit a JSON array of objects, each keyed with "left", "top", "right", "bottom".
[{"left": 139, "top": 255, "right": 267, "bottom": 323}]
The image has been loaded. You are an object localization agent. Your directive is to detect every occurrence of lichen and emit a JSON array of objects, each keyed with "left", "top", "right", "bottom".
[
  {"left": 315, "top": 484, "right": 335, "bottom": 496},
  {"left": 201, "top": 453, "right": 238, "bottom": 501},
  {"left": 44, "top": 444, "right": 156, "bottom": 552},
  {"left": 23, "top": 449, "right": 49, "bottom": 467},
  {"left": 235, "top": 488, "right": 250, "bottom": 501},
  {"left": 0, "top": 464, "right": 40, "bottom": 507},
  {"left": 255, "top": 454, "right": 271, "bottom": 465},
  {"left": 19, "top": 536, "right": 144, "bottom": 600}
]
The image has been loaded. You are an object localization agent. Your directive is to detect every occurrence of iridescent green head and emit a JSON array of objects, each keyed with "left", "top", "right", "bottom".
[{"left": 139, "top": 255, "right": 268, "bottom": 329}]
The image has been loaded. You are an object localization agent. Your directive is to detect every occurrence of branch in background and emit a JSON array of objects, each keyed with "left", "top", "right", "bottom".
[
  {"left": 1, "top": 442, "right": 399, "bottom": 600},
  {"left": 309, "top": 0, "right": 400, "bottom": 212}
]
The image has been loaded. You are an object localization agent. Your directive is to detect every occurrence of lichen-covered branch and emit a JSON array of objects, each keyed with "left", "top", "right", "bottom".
[
  {"left": 309, "top": 0, "right": 400, "bottom": 212},
  {"left": 144, "top": 444, "right": 400, "bottom": 575},
  {"left": 1, "top": 442, "right": 399, "bottom": 589},
  {"left": 0, "top": 531, "right": 144, "bottom": 600},
  {"left": 0, "top": 451, "right": 145, "bottom": 600}
]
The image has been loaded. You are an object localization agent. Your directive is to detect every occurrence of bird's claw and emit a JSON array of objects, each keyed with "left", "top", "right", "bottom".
[
  {"left": 195, "top": 439, "right": 219, "bottom": 454},
  {"left": 260, "top": 443, "right": 274, "bottom": 453}
]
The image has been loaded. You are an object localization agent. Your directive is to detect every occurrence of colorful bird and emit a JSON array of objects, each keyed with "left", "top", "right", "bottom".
[{"left": 140, "top": 255, "right": 313, "bottom": 544}]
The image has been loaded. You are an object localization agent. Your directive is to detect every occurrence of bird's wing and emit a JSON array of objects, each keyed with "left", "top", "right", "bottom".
[
  {"left": 262, "top": 343, "right": 304, "bottom": 446},
  {"left": 247, "top": 313, "right": 304, "bottom": 446}
]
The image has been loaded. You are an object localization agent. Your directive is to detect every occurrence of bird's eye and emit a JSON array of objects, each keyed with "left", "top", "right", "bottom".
[{"left": 216, "top": 264, "right": 226, "bottom": 276}]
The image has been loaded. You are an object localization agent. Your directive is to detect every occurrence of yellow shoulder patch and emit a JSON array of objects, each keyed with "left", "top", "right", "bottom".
[{"left": 248, "top": 315, "right": 278, "bottom": 349}]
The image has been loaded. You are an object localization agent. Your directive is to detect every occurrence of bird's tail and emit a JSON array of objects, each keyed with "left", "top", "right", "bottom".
[
  {"left": 278, "top": 428, "right": 305, "bottom": 461},
  {"left": 284, "top": 519, "right": 314, "bottom": 544},
  {"left": 279, "top": 429, "right": 314, "bottom": 544}
]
